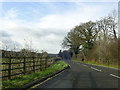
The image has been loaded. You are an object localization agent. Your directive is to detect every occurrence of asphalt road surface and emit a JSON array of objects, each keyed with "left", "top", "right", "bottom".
[{"left": 33, "top": 59, "right": 119, "bottom": 88}]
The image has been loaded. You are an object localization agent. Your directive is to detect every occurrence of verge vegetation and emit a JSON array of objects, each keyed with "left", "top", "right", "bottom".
[
  {"left": 2, "top": 60, "right": 68, "bottom": 89},
  {"left": 72, "top": 59, "right": 120, "bottom": 69},
  {"left": 61, "top": 10, "right": 119, "bottom": 68}
]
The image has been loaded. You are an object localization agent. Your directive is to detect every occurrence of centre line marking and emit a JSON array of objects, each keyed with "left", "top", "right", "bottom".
[
  {"left": 91, "top": 67, "right": 102, "bottom": 72},
  {"left": 110, "top": 74, "right": 120, "bottom": 79},
  {"left": 82, "top": 64, "right": 87, "bottom": 67}
]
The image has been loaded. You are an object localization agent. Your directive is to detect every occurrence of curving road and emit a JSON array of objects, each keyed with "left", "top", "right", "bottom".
[{"left": 32, "top": 59, "right": 119, "bottom": 88}]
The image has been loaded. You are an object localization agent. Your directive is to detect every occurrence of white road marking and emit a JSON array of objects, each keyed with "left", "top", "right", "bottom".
[
  {"left": 68, "top": 65, "right": 71, "bottom": 68},
  {"left": 30, "top": 68, "right": 66, "bottom": 89},
  {"left": 110, "top": 74, "right": 120, "bottom": 79},
  {"left": 91, "top": 67, "right": 102, "bottom": 72},
  {"left": 82, "top": 64, "right": 88, "bottom": 67}
]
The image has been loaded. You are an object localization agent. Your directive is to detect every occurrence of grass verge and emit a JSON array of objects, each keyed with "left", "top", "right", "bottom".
[
  {"left": 2, "top": 60, "right": 68, "bottom": 89},
  {"left": 72, "top": 59, "right": 120, "bottom": 69}
]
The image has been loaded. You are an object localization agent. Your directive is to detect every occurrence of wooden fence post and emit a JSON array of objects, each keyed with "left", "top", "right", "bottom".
[
  {"left": 43, "top": 57, "right": 46, "bottom": 69},
  {"left": 40, "top": 57, "right": 42, "bottom": 71},
  {"left": 33, "top": 57, "right": 35, "bottom": 72},
  {"left": 45, "top": 57, "right": 48, "bottom": 68},
  {"left": 8, "top": 56, "right": 11, "bottom": 80},
  {"left": 23, "top": 57, "right": 26, "bottom": 75}
]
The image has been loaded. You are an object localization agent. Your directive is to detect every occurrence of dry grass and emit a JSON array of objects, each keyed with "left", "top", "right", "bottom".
[{"left": 75, "top": 38, "right": 119, "bottom": 68}]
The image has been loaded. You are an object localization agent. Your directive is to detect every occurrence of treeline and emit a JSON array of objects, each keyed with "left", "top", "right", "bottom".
[
  {"left": 1, "top": 39, "right": 49, "bottom": 58},
  {"left": 1, "top": 49, "right": 48, "bottom": 58},
  {"left": 62, "top": 10, "right": 119, "bottom": 66}
]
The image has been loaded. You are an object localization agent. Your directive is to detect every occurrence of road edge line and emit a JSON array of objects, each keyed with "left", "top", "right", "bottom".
[
  {"left": 110, "top": 74, "right": 120, "bottom": 79},
  {"left": 22, "top": 65, "right": 70, "bottom": 89},
  {"left": 84, "top": 63, "right": 120, "bottom": 70}
]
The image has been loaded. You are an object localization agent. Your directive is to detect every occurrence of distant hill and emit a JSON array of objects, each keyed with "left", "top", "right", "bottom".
[{"left": 48, "top": 53, "right": 58, "bottom": 58}]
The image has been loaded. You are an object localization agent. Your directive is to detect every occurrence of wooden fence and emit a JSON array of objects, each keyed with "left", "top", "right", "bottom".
[{"left": 1, "top": 56, "right": 54, "bottom": 80}]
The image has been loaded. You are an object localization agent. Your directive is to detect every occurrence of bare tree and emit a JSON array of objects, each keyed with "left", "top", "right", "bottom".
[{"left": 108, "top": 10, "right": 117, "bottom": 39}]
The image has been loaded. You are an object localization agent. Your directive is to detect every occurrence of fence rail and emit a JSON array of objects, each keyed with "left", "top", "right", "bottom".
[{"left": 1, "top": 56, "right": 54, "bottom": 80}]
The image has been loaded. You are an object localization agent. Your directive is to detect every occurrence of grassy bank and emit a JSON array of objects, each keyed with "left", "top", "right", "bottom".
[
  {"left": 72, "top": 59, "right": 120, "bottom": 69},
  {"left": 2, "top": 60, "right": 68, "bottom": 89}
]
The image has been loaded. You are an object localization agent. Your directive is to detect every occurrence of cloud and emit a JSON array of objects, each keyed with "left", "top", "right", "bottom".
[
  {"left": 1, "top": 0, "right": 119, "bottom": 2},
  {"left": 1, "top": 36, "right": 22, "bottom": 51},
  {"left": 3, "top": 8, "right": 21, "bottom": 20},
  {"left": 1, "top": 31, "right": 13, "bottom": 37},
  {"left": 0, "top": 2, "right": 117, "bottom": 53}
]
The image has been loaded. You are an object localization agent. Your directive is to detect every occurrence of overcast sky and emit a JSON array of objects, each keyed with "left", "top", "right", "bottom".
[{"left": 0, "top": 1, "right": 118, "bottom": 53}]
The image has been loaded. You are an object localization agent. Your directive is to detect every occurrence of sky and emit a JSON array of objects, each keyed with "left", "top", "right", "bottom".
[{"left": 0, "top": 1, "right": 118, "bottom": 53}]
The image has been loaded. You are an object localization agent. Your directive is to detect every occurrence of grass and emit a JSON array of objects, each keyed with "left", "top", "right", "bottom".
[
  {"left": 72, "top": 59, "right": 120, "bottom": 69},
  {"left": 2, "top": 60, "right": 68, "bottom": 89},
  {"left": 2, "top": 57, "right": 54, "bottom": 79}
]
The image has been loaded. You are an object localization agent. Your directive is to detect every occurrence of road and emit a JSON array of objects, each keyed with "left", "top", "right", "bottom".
[{"left": 33, "top": 59, "right": 119, "bottom": 88}]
